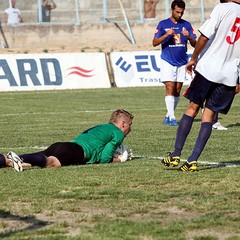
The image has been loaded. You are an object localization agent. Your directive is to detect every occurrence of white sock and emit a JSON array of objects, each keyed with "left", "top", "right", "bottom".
[{"left": 165, "top": 96, "right": 175, "bottom": 120}]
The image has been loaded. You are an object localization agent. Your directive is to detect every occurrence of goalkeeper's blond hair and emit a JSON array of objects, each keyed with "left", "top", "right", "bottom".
[{"left": 109, "top": 109, "right": 134, "bottom": 123}]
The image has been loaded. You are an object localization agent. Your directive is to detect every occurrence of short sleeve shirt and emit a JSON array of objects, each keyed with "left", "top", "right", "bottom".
[
  {"left": 5, "top": 7, "right": 21, "bottom": 25},
  {"left": 154, "top": 18, "right": 197, "bottom": 66},
  {"left": 196, "top": 3, "right": 240, "bottom": 86}
]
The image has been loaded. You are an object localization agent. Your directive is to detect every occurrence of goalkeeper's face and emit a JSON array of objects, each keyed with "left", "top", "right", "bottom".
[{"left": 122, "top": 119, "right": 132, "bottom": 137}]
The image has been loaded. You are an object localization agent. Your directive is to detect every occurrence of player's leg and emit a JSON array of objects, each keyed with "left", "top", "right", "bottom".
[
  {"left": 19, "top": 152, "right": 48, "bottom": 167},
  {"left": 188, "top": 108, "right": 214, "bottom": 158},
  {"left": 173, "top": 82, "right": 182, "bottom": 109},
  {"left": 162, "top": 72, "right": 208, "bottom": 167},
  {"left": 162, "top": 101, "right": 200, "bottom": 167},
  {"left": 161, "top": 59, "right": 178, "bottom": 125},
  {"left": 0, "top": 154, "right": 9, "bottom": 168},
  {"left": 212, "top": 112, "right": 228, "bottom": 130},
  {"left": 171, "top": 65, "right": 186, "bottom": 124},
  {"left": 3, "top": 152, "right": 31, "bottom": 172},
  {"left": 45, "top": 156, "right": 61, "bottom": 167},
  {"left": 179, "top": 82, "right": 236, "bottom": 171},
  {"left": 41, "top": 142, "right": 85, "bottom": 167},
  {"left": 164, "top": 81, "right": 176, "bottom": 122},
  {"left": 22, "top": 142, "right": 85, "bottom": 168},
  {"left": 163, "top": 64, "right": 185, "bottom": 126}
]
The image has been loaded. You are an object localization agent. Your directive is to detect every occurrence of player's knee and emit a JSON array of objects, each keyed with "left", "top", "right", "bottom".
[{"left": 46, "top": 156, "right": 62, "bottom": 168}]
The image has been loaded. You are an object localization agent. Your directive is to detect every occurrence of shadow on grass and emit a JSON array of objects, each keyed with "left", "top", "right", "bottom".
[
  {"left": 164, "top": 160, "right": 240, "bottom": 171},
  {"left": 225, "top": 122, "right": 240, "bottom": 128},
  {"left": 199, "top": 160, "right": 240, "bottom": 170},
  {"left": 0, "top": 209, "right": 50, "bottom": 238}
]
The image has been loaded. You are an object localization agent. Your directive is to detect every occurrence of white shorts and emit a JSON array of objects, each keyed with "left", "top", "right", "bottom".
[{"left": 160, "top": 59, "right": 186, "bottom": 83}]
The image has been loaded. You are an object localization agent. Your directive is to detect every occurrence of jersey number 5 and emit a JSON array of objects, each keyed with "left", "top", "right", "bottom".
[{"left": 226, "top": 17, "right": 240, "bottom": 44}]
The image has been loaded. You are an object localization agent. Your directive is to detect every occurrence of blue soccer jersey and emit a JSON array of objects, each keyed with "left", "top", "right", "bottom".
[{"left": 154, "top": 18, "right": 197, "bottom": 66}]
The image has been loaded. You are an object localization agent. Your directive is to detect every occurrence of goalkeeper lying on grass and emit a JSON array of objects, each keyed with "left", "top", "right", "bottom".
[{"left": 0, "top": 109, "right": 133, "bottom": 172}]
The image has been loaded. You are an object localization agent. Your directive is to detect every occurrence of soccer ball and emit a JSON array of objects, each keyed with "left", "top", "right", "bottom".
[
  {"left": 114, "top": 144, "right": 128, "bottom": 157},
  {"left": 114, "top": 144, "right": 133, "bottom": 161}
]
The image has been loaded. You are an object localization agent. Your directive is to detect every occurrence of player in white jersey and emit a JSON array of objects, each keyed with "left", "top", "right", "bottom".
[
  {"left": 162, "top": 0, "right": 240, "bottom": 171},
  {"left": 4, "top": 0, "right": 23, "bottom": 25}
]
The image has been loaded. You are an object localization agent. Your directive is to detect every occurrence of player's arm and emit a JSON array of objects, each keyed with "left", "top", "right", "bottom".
[
  {"left": 101, "top": 142, "right": 129, "bottom": 164},
  {"left": 19, "top": 15, "right": 23, "bottom": 23},
  {"left": 3, "top": 12, "right": 8, "bottom": 23},
  {"left": 50, "top": 1, "right": 57, "bottom": 9},
  {"left": 235, "top": 78, "right": 240, "bottom": 95},
  {"left": 112, "top": 157, "right": 121, "bottom": 163},
  {"left": 152, "top": 28, "right": 174, "bottom": 47},
  {"left": 182, "top": 28, "right": 196, "bottom": 47},
  {"left": 187, "top": 34, "right": 196, "bottom": 48},
  {"left": 186, "top": 34, "right": 209, "bottom": 74},
  {"left": 100, "top": 141, "right": 123, "bottom": 164}
]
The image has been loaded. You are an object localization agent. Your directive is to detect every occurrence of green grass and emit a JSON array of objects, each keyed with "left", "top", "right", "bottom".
[{"left": 0, "top": 87, "right": 240, "bottom": 240}]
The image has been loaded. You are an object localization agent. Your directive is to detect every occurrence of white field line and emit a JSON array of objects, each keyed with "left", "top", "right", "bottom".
[
  {"left": 132, "top": 155, "right": 240, "bottom": 168},
  {"left": 0, "top": 109, "right": 115, "bottom": 117},
  {"left": 0, "top": 107, "right": 172, "bottom": 117},
  {"left": 0, "top": 146, "right": 47, "bottom": 151}
]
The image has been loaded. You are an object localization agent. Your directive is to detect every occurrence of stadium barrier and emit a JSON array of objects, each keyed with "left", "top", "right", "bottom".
[
  {"left": 111, "top": 51, "right": 193, "bottom": 88},
  {"left": 0, "top": 52, "right": 111, "bottom": 91},
  {"left": 0, "top": 51, "right": 193, "bottom": 91}
]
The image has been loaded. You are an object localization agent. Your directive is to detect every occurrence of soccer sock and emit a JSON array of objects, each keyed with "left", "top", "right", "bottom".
[
  {"left": 174, "top": 96, "right": 180, "bottom": 110},
  {"left": 165, "top": 96, "right": 175, "bottom": 119},
  {"left": 212, "top": 112, "right": 218, "bottom": 125},
  {"left": 19, "top": 153, "right": 47, "bottom": 168},
  {"left": 187, "top": 122, "right": 212, "bottom": 162},
  {"left": 172, "top": 114, "right": 194, "bottom": 157},
  {"left": 0, "top": 154, "right": 6, "bottom": 168}
]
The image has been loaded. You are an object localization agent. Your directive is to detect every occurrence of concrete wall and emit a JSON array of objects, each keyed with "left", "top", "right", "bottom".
[
  {"left": 0, "top": 0, "right": 218, "bottom": 53},
  {"left": 0, "top": 21, "right": 204, "bottom": 53},
  {"left": 0, "top": 0, "right": 219, "bottom": 24}
]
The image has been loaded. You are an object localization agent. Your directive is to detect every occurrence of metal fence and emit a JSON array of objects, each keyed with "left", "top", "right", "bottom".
[{"left": 0, "top": 0, "right": 216, "bottom": 25}]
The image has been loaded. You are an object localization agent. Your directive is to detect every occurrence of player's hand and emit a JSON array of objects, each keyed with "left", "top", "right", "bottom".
[
  {"left": 181, "top": 27, "right": 189, "bottom": 38},
  {"left": 235, "top": 84, "right": 240, "bottom": 95},
  {"left": 166, "top": 28, "right": 175, "bottom": 36},
  {"left": 186, "top": 60, "right": 196, "bottom": 75}
]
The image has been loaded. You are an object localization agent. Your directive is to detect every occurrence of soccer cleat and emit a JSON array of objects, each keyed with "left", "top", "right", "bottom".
[
  {"left": 163, "top": 116, "right": 170, "bottom": 125},
  {"left": 169, "top": 118, "right": 178, "bottom": 126},
  {"left": 7, "top": 152, "right": 23, "bottom": 172},
  {"left": 179, "top": 161, "right": 198, "bottom": 172},
  {"left": 212, "top": 121, "right": 228, "bottom": 130},
  {"left": 162, "top": 153, "right": 180, "bottom": 167}
]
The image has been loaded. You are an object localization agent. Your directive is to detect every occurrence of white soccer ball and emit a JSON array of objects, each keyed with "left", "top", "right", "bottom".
[
  {"left": 114, "top": 144, "right": 128, "bottom": 157},
  {"left": 114, "top": 144, "right": 133, "bottom": 162}
]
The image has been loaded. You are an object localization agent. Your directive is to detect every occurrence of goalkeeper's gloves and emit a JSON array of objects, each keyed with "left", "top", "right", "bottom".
[
  {"left": 118, "top": 148, "right": 133, "bottom": 162},
  {"left": 118, "top": 150, "right": 128, "bottom": 162}
]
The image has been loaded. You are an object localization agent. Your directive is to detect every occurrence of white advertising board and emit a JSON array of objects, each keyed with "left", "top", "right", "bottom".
[
  {"left": 0, "top": 52, "right": 111, "bottom": 91},
  {"left": 110, "top": 51, "right": 193, "bottom": 87}
]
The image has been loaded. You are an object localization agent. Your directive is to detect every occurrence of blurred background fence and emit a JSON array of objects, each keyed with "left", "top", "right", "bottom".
[{"left": 0, "top": 0, "right": 218, "bottom": 25}]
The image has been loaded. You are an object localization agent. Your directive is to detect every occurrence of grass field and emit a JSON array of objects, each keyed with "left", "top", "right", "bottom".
[{"left": 0, "top": 87, "right": 239, "bottom": 240}]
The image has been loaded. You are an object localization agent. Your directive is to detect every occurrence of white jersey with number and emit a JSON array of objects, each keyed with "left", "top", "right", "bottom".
[{"left": 196, "top": 2, "right": 240, "bottom": 87}]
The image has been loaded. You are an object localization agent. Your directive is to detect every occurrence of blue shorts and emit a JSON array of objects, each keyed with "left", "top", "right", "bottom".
[{"left": 185, "top": 72, "right": 236, "bottom": 114}]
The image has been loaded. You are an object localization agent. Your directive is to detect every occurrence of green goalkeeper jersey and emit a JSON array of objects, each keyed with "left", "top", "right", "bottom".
[{"left": 71, "top": 123, "right": 124, "bottom": 164}]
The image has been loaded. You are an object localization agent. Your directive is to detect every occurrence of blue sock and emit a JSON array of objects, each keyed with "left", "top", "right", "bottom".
[
  {"left": 19, "top": 153, "right": 47, "bottom": 168},
  {"left": 0, "top": 154, "right": 6, "bottom": 168},
  {"left": 172, "top": 114, "right": 194, "bottom": 157},
  {"left": 188, "top": 122, "right": 212, "bottom": 162}
]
